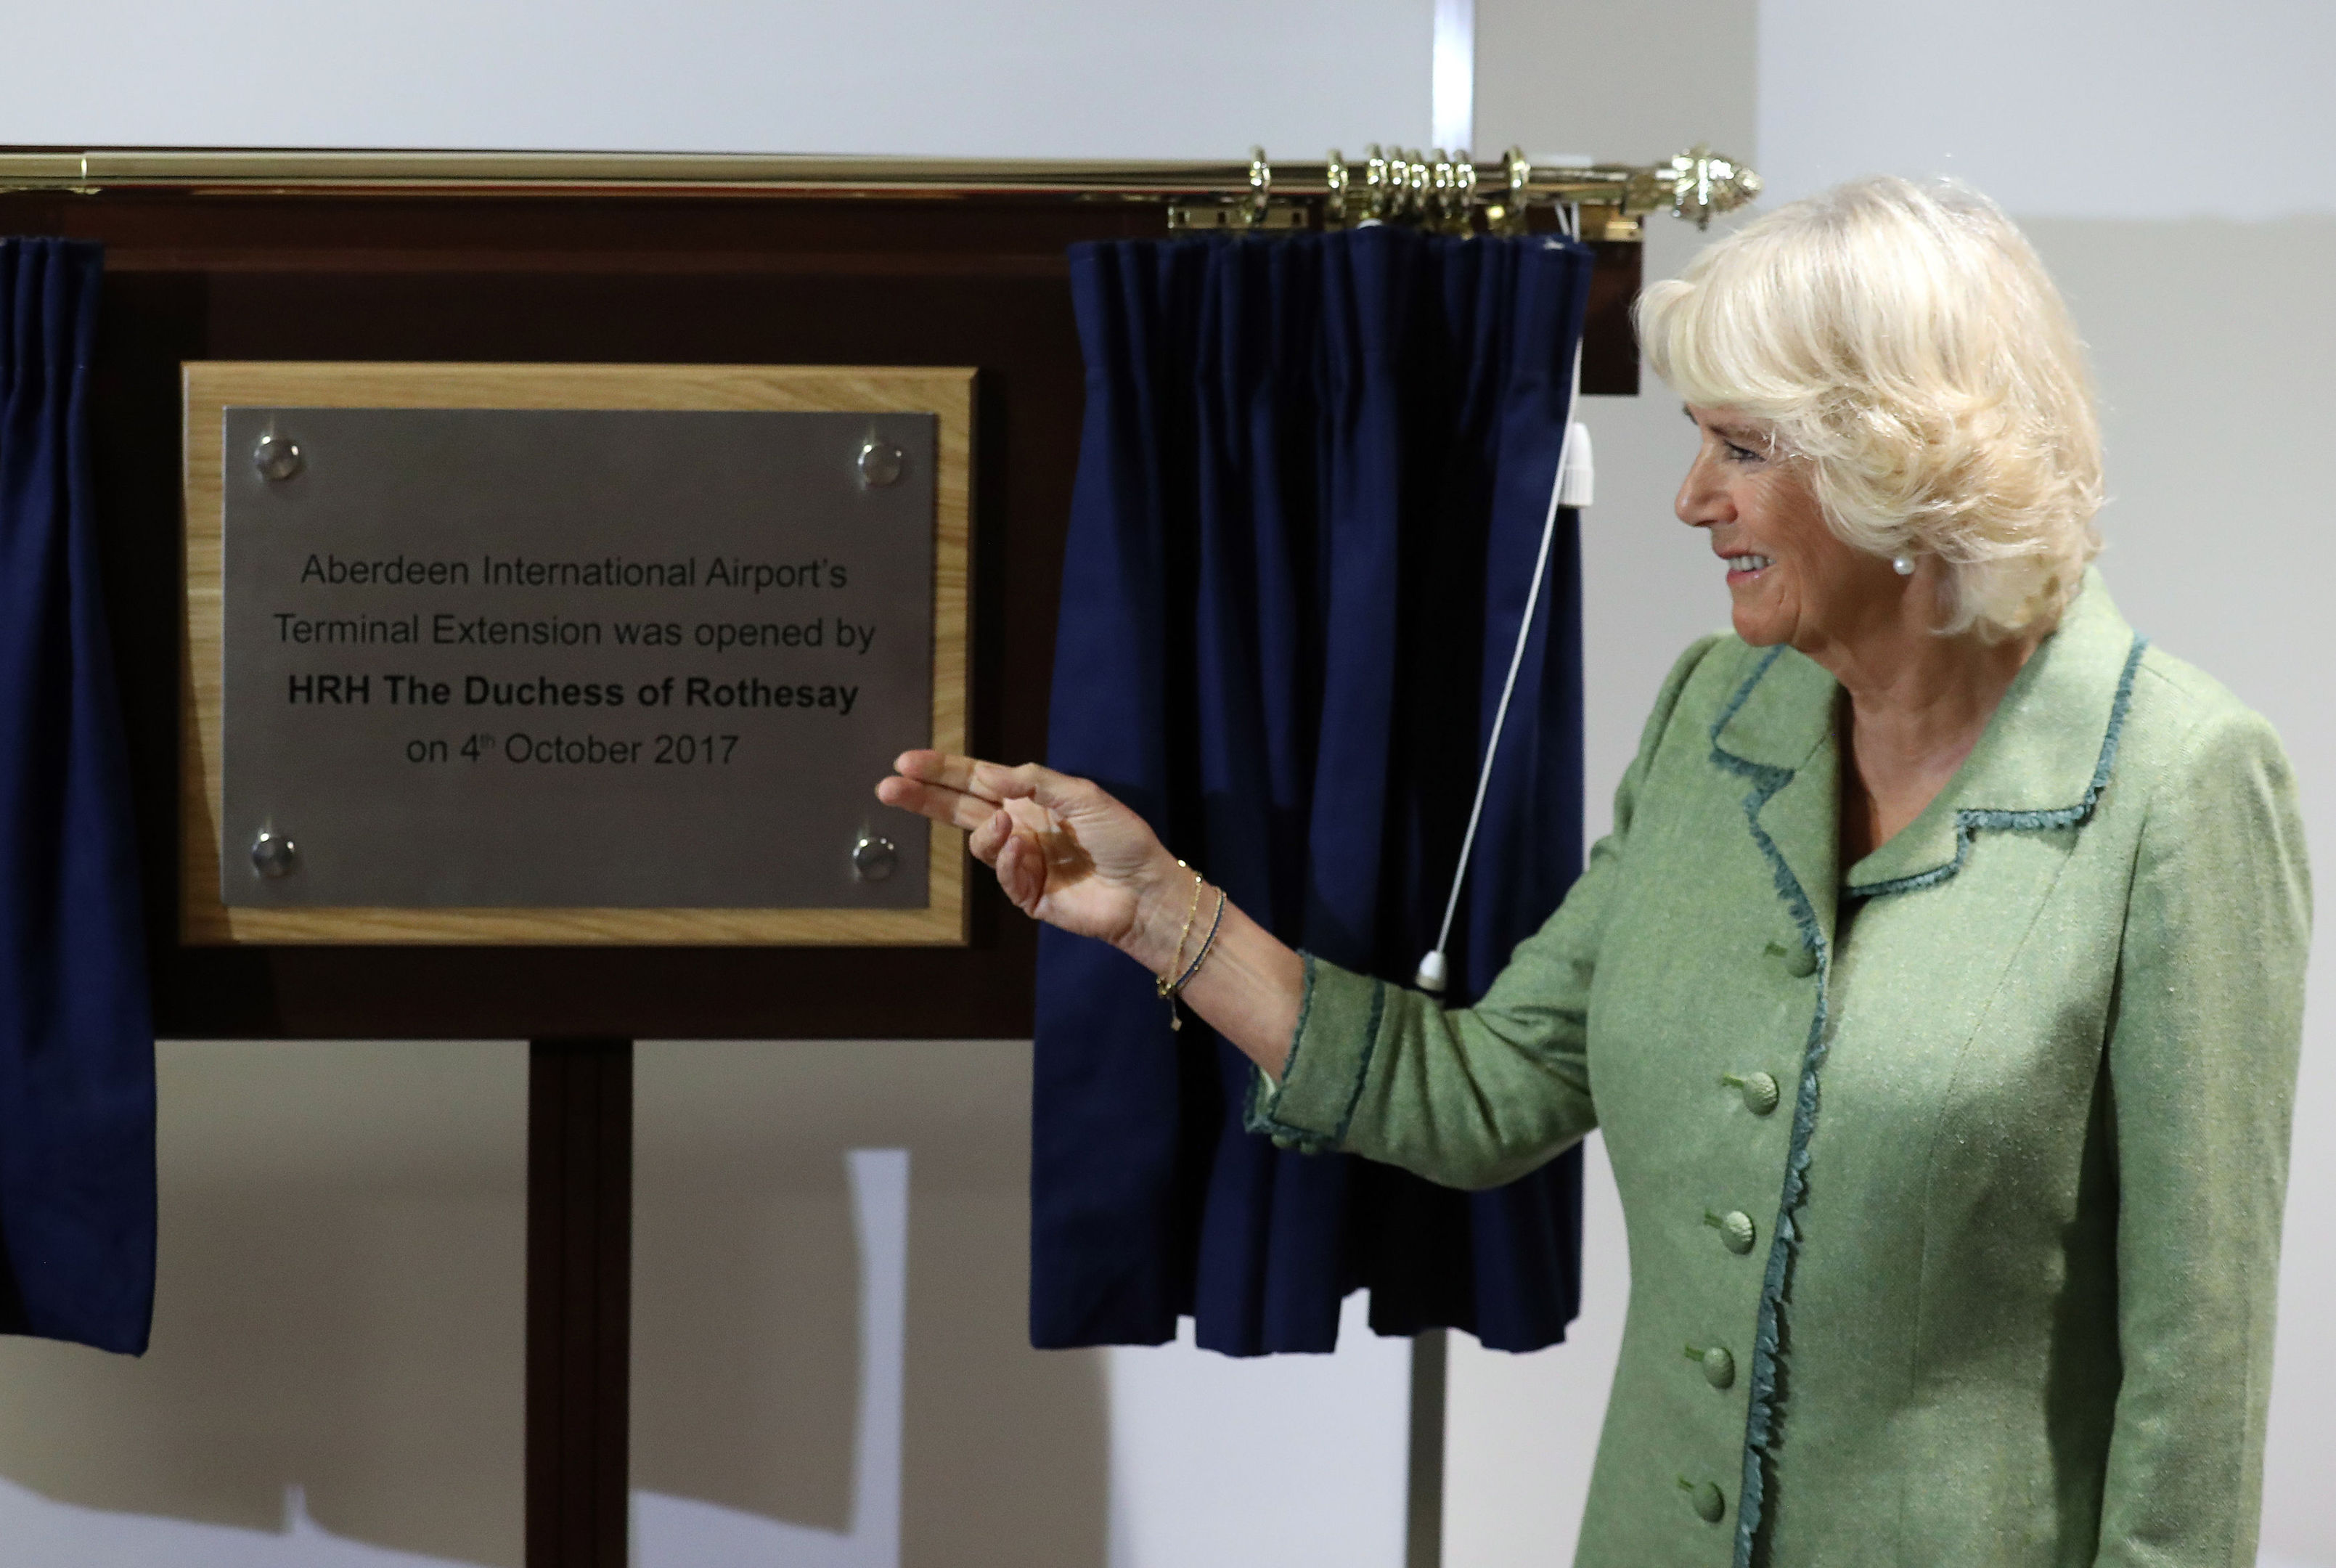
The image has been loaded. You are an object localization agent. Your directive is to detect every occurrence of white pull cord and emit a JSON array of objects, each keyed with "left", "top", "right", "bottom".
[{"left": 1415, "top": 339, "right": 1588, "bottom": 995}]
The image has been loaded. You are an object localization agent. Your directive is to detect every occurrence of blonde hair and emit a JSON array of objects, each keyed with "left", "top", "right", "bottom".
[{"left": 1635, "top": 176, "right": 2102, "bottom": 640}]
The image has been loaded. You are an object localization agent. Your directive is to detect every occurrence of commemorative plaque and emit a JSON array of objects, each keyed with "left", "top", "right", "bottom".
[{"left": 183, "top": 364, "right": 971, "bottom": 944}]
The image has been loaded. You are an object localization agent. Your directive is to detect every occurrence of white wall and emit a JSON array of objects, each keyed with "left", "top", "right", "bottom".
[
  {"left": 1757, "top": 0, "right": 2336, "bottom": 221},
  {"left": 0, "top": 1041, "right": 529, "bottom": 1567},
  {"left": 629, "top": 1040, "right": 1413, "bottom": 1568},
  {"left": 0, "top": 0, "right": 1429, "bottom": 159}
]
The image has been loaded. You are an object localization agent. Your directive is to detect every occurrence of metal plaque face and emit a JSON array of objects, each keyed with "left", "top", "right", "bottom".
[{"left": 219, "top": 407, "right": 934, "bottom": 908}]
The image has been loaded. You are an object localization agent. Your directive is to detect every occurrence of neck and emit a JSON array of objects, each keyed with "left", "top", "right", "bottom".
[
  {"left": 1804, "top": 574, "right": 2045, "bottom": 856},
  {"left": 1828, "top": 629, "right": 2038, "bottom": 766}
]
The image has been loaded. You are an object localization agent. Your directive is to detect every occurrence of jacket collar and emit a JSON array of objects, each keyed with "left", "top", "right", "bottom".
[{"left": 1709, "top": 569, "right": 2146, "bottom": 916}]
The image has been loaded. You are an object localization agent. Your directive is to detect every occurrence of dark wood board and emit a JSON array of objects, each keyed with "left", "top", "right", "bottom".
[{"left": 0, "top": 190, "right": 1640, "bottom": 1040}]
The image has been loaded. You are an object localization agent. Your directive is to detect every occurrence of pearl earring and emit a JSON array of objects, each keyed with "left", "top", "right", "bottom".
[{"left": 1892, "top": 555, "right": 1916, "bottom": 576}]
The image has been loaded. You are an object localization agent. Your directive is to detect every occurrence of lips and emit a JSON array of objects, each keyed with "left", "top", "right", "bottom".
[{"left": 1723, "top": 552, "right": 1774, "bottom": 576}]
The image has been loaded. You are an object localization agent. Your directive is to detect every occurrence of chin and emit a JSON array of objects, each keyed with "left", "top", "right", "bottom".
[
  {"left": 1726, "top": 574, "right": 1795, "bottom": 648},
  {"left": 1731, "top": 604, "right": 1786, "bottom": 648}
]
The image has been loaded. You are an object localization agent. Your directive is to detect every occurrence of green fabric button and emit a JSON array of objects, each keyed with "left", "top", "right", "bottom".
[
  {"left": 1684, "top": 1343, "right": 1736, "bottom": 1389},
  {"left": 1722, "top": 1071, "right": 1781, "bottom": 1116},
  {"left": 1784, "top": 944, "right": 1818, "bottom": 977},
  {"left": 1678, "top": 1478, "right": 1727, "bottom": 1523},
  {"left": 1707, "top": 1209, "right": 1757, "bottom": 1254}
]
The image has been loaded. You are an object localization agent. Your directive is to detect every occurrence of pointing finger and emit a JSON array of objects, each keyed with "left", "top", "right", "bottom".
[
  {"left": 875, "top": 772, "right": 995, "bottom": 833},
  {"left": 893, "top": 751, "right": 1010, "bottom": 803},
  {"left": 892, "top": 754, "right": 1107, "bottom": 820}
]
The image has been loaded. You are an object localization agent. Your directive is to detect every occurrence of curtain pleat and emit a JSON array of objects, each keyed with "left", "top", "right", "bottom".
[
  {"left": 0, "top": 237, "right": 156, "bottom": 1355},
  {"left": 1034, "top": 226, "right": 1588, "bottom": 1355}
]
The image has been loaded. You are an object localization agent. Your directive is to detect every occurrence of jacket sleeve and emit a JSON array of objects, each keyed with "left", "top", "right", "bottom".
[
  {"left": 1245, "top": 633, "right": 1723, "bottom": 1190},
  {"left": 2094, "top": 705, "right": 2311, "bottom": 1567}
]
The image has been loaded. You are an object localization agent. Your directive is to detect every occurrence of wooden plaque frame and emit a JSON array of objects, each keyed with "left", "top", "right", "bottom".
[{"left": 181, "top": 362, "right": 972, "bottom": 946}]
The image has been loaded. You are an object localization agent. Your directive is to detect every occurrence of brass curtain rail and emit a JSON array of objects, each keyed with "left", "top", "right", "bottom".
[{"left": 0, "top": 144, "right": 1760, "bottom": 235}]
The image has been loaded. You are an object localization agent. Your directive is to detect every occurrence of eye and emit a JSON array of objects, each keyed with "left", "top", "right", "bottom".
[{"left": 1723, "top": 441, "right": 1762, "bottom": 465}]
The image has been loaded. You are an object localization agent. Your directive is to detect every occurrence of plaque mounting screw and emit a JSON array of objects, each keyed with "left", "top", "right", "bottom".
[
  {"left": 852, "top": 833, "right": 898, "bottom": 882},
  {"left": 250, "top": 830, "right": 298, "bottom": 879},
  {"left": 857, "top": 438, "right": 905, "bottom": 488},
  {"left": 253, "top": 434, "right": 303, "bottom": 483}
]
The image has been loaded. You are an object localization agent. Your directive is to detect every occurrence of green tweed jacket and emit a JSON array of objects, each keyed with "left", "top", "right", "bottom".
[{"left": 1249, "top": 574, "right": 2309, "bottom": 1567}]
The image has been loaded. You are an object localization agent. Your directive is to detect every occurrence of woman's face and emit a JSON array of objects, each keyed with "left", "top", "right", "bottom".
[{"left": 1676, "top": 404, "right": 1900, "bottom": 653}]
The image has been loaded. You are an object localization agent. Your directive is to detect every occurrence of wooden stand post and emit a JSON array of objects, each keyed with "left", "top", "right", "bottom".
[
  {"left": 1406, "top": 1328, "right": 1447, "bottom": 1568},
  {"left": 527, "top": 1038, "right": 633, "bottom": 1566}
]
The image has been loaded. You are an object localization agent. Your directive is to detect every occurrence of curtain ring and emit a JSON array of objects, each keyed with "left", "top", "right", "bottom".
[
  {"left": 1325, "top": 150, "right": 1349, "bottom": 229},
  {"left": 1484, "top": 145, "right": 1531, "bottom": 237},
  {"left": 1429, "top": 149, "right": 1456, "bottom": 232},
  {"left": 1247, "top": 146, "right": 1271, "bottom": 229}
]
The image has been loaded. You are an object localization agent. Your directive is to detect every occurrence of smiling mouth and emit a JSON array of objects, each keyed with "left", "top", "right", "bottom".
[{"left": 1723, "top": 553, "right": 1774, "bottom": 579}]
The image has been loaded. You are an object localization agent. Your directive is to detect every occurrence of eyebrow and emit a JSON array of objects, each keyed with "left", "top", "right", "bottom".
[{"left": 1683, "top": 407, "right": 1762, "bottom": 444}]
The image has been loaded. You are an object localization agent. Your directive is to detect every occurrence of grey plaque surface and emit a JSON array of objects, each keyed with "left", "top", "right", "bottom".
[{"left": 221, "top": 407, "right": 934, "bottom": 908}]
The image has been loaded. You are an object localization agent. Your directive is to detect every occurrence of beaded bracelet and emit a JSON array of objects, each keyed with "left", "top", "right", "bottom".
[{"left": 1161, "top": 886, "right": 1228, "bottom": 1032}]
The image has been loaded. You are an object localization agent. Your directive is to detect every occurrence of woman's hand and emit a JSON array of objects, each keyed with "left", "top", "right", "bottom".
[
  {"left": 875, "top": 752, "right": 1186, "bottom": 966},
  {"left": 879, "top": 750, "right": 1306, "bottom": 1078}
]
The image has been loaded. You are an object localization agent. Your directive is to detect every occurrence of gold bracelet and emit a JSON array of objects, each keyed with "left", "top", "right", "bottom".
[
  {"left": 1164, "top": 886, "right": 1228, "bottom": 1032},
  {"left": 1155, "top": 861, "right": 1204, "bottom": 1000}
]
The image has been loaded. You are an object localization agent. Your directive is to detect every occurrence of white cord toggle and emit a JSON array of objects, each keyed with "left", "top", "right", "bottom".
[
  {"left": 1558, "top": 420, "right": 1594, "bottom": 508},
  {"left": 1413, "top": 948, "right": 1449, "bottom": 995},
  {"left": 1414, "top": 343, "right": 1586, "bottom": 995}
]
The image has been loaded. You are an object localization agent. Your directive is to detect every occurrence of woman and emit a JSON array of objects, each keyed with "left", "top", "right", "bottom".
[{"left": 878, "top": 177, "right": 2310, "bottom": 1567}]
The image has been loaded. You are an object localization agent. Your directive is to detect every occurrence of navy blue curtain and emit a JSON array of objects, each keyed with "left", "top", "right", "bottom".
[
  {"left": 1034, "top": 227, "right": 1589, "bottom": 1355},
  {"left": 0, "top": 237, "right": 156, "bottom": 1355}
]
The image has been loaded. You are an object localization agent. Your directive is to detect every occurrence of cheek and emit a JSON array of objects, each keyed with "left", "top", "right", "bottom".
[{"left": 1759, "top": 483, "right": 1839, "bottom": 568}]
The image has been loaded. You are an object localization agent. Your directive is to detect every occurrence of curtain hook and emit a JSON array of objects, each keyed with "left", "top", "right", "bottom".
[{"left": 1486, "top": 146, "right": 1531, "bottom": 237}]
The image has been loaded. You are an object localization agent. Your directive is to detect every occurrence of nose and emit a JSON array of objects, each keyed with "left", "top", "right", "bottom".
[{"left": 1675, "top": 444, "right": 1733, "bottom": 530}]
